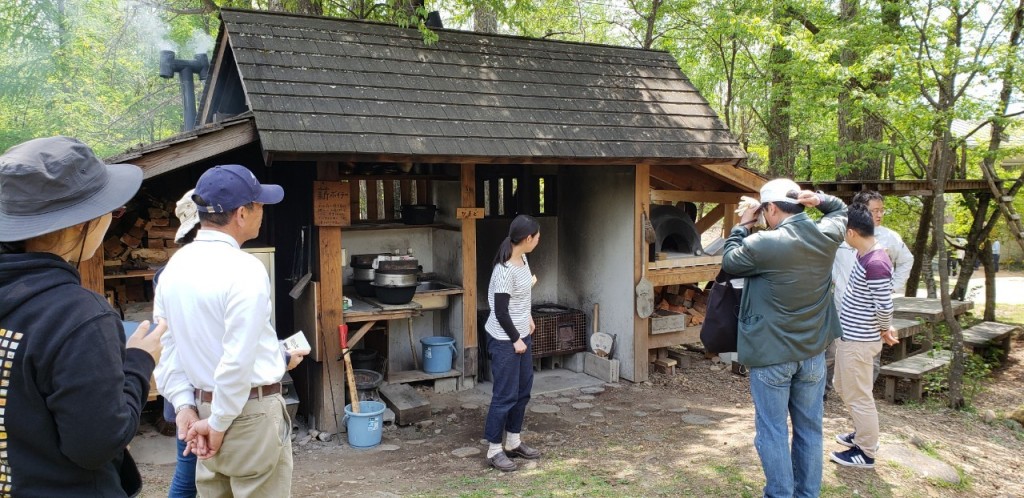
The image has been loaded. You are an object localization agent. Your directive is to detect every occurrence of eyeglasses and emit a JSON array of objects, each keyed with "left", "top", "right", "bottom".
[
  {"left": 111, "top": 206, "right": 127, "bottom": 219},
  {"left": 870, "top": 208, "right": 886, "bottom": 215}
]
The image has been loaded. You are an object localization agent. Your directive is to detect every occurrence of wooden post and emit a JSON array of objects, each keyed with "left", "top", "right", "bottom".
[
  {"left": 633, "top": 163, "right": 650, "bottom": 382},
  {"left": 722, "top": 203, "right": 738, "bottom": 238},
  {"left": 315, "top": 161, "right": 348, "bottom": 433},
  {"left": 79, "top": 251, "right": 105, "bottom": 296},
  {"left": 461, "top": 164, "right": 479, "bottom": 380}
]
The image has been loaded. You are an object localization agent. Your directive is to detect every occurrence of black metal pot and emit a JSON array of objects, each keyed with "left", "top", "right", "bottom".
[
  {"left": 371, "top": 283, "right": 417, "bottom": 304},
  {"left": 354, "top": 279, "right": 376, "bottom": 298},
  {"left": 400, "top": 204, "right": 437, "bottom": 225}
]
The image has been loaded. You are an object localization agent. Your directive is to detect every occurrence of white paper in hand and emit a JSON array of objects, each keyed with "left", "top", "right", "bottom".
[{"left": 281, "top": 331, "right": 312, "bottom": 355}]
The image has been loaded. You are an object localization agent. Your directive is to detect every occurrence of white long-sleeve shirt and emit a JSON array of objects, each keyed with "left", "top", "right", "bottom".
[
  {"left": 154, "top": 230, "right": 284, "bottom": 432},
  {"left": 876, "top": 225, "right": 913, "bottom": 295}
]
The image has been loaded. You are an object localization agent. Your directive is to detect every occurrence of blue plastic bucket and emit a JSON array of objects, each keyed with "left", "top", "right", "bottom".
[
  {"left": 342, "top": 401, "right": 386, "bottom": 448},
  {"left": 420, "top": 336, "right": 457, "bottom": 373}
]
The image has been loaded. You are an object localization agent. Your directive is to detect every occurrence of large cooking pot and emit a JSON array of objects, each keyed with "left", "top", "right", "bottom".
[{"left": 400, "top": 204, "right": 437, "bottom": 225}]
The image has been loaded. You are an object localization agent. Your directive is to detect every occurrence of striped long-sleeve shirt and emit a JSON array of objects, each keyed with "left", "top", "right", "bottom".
[{"left": 839, "top": 247, "right": 894, "bottom": 341}]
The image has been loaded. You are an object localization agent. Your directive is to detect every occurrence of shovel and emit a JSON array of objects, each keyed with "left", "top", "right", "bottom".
[
  {"left": 636, "top": 211, "right": 655, "bottom": 319},
  {"left": 289, "top": 226, "right": 313, "bottom": 299}
]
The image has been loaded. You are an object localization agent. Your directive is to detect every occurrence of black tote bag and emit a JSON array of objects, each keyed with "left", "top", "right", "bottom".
[{"left": 700, "top": 270, "right": 742, "bottom": 354}]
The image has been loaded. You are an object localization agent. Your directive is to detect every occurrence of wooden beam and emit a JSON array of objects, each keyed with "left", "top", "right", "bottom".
[
  {"left": 137, "top": 119, "right": 258, "bottom": 179},
  {"left": 695, "top": 163, "right": 766, "bottom": 192},
  {"left": 633, "top": 163, "right": 651, "bottom": 382},
  {"left": 647, "top": 266, "right": 720, "bottom": 287},
  {"left": 461, "top": 164, "right": 479, "bottom": 378},
  {"left": 315, "top": 162, "right": 346, "bottom": 433},
  {"left": 695, "top": 204, "right": 725, "bottom": 234},
  {"left": 648, "top": 325, "right": 702, "bottom": 349},
  {"left": 651, "top": 190, "right": 747, "bottom": 204},
  {"left": 197, "top": 28, "right": 230, "bottom": 125},
  {"left": 649, "top": 164, "right": 729, "bottom": 192}
]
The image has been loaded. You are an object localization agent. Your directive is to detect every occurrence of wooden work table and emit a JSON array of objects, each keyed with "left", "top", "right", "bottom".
[{"left": 342, "top": 296, "right": 422, "bottom": 349}]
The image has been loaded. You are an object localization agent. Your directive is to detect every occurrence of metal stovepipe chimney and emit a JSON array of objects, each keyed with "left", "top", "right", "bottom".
[{"left": 159, "top": 50, "right": 210, "bottom": 132}]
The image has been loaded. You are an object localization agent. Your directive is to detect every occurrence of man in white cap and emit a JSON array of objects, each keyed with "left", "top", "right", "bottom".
[
  {"left": 155, "top": 164, "right": 291, "bottom": 497},
  {"left": 722, "top": 178, "right": 847, "bottom": 498}
]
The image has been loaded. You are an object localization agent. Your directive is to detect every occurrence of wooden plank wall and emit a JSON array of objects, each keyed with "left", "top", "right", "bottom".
[{"left": 349, "top": 178, "right": 432, "bottom": 223}]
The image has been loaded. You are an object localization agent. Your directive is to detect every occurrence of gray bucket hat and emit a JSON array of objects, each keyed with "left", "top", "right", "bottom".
[{"left": 0, "top": 136, "right": 143, "bottom": 242}]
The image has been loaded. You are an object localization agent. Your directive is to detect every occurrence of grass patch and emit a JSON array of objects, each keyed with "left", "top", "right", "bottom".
[
  {"left": 993, "top": 303, "right": 1024, "bottom": 325},
  {"left": 928, "top": 466, "right": 972, "bottom": 492},
  {"left": 708, "top": 464, "right": 757, "bottom": 497}
]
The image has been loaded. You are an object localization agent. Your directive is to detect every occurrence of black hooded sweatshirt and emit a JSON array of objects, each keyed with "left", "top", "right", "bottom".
[{"left": 0, "top": 252, "right": 154, "bottom": 497}]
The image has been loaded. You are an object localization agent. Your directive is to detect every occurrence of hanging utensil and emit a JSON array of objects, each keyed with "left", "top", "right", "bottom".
[{"left": 636, "top": 211, "right": 655, "bottom": 318}]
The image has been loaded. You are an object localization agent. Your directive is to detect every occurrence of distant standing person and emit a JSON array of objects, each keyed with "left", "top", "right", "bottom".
[
  {"left": 483, "top": 214, "right": 542, "bottom": 472},
  {"left": 723, "top": 178, "right": 847, "bottom": 498},
  {"left": 851, "top": 191, "right": 913, "bottom": 295},
  {"left": 992, "top": 240, "right": 1001, "bottom": 272},
  {"left": 0, "top": 136, "right": 165, "bottom": 496},
  {"left": 831, "top": 204, "right": 898, "bottom": 469},
  {"left": 155, "top": 164, "right": 293, "bottom": 497}
]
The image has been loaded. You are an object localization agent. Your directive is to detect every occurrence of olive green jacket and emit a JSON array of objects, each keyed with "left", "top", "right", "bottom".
[{"left": 722, "top": 195, "right": 847, "bottom": 367}]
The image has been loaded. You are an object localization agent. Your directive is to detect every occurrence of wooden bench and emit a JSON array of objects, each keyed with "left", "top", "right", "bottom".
[
  {"left": 962, "top": 321, "right": 1021, "bottom": 364},
  {"left": 879, "top": 350, "right": 951, "bottom": 403}
]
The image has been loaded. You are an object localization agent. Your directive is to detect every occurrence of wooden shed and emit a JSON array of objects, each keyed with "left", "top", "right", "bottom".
[{"left": 102, "top": 8, "right": 758, "bottom": 433}]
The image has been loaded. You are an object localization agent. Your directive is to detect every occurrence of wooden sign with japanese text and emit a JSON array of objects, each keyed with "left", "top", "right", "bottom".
[{"left": 313, "top": 181, "right": 350, "bottom": 227}]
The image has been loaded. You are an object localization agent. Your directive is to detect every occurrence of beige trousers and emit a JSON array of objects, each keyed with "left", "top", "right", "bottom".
[
  {"left": 833, "top": 339, "right": 883, "bottom": 458},
  {"left": 196, "top": 393, "right": 293, "bottom": 497}
]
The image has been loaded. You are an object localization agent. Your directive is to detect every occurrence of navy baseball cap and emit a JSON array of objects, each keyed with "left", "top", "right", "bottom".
[{"left": 193, "top": 164, "right": 283, "bottom": 213}]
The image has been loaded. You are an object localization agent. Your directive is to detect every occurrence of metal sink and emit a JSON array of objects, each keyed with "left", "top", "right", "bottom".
[
  {"left": 412, "top": 280, "right": 463, "bottom": 310},
  {"left": 415, "top": 280, "right": 459, "bottom": 292}
]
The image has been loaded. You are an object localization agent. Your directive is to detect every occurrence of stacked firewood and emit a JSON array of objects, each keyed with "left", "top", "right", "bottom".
[
  {"left": 102, "top": 193, "right": 183, "bottom": 275},
  {"left": 655, "top": 284, "right": 709, "bottom": 326}
]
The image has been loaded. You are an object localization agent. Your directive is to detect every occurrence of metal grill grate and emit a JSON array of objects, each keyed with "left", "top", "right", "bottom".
[{"left": 531, "top": 304, "right": 586, "bottom": 358}]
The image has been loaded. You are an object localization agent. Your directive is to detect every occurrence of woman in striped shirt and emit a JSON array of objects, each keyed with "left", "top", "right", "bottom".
[
  {"left": 483, "top": 214, "right": 542, "bottom": 472},
  {"left": 831, "top": 204, "right": 898, "bottom": 469}
]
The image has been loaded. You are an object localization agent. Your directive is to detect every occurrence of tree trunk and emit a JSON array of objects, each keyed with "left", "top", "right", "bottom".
[
  {"left": 979, "top": 244, "right": 996, "bottom": 321},
  {"left": 766, "top": 5, "right": 794, "bottom": 178},
  {"left": 473, "top": 4, "right": 498, "bottom": 33},
  {"left": 906, "top": 195, "right": 934, "bottom": 295}
]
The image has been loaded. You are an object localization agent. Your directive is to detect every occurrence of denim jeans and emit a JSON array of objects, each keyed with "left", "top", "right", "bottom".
[
  {"left": 483, "top": 334, "right": 534, "bottom": 444},
  {"left": 168, "top": 436, "right": 197, "bottom": 498},
  {"left": 749, "top": 351, "right": 826, "bottom": 498}
]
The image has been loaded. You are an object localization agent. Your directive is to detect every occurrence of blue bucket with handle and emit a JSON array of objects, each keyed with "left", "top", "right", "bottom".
[
  {"left": 420, "top": 336, "right": 457, "bottom": 373},
  {"left": 342, "top": 401, "right": 386, "bottom": 448}
]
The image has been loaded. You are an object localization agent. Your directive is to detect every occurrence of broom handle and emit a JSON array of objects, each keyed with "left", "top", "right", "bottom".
[{"left": 340, "top": 325, "right": 360, "bottom": 413}]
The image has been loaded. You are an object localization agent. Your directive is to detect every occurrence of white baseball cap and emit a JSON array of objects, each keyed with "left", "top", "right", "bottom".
[{"left": 759, "top": 178, "right": 801, "bottom": 204}]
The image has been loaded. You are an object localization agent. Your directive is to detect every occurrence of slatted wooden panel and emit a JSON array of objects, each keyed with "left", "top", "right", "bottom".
[{"left": 350, "top": 178, "right": 433, "bottom": 223}]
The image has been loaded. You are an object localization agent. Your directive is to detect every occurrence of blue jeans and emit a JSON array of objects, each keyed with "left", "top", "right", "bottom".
[
  {"left": 483, "top": 335, "right": 534, "bottom": 444},
  {"left": 168, "top": 436, "right": 198, "bottom": 498},
  {"left": 749, "top": 352, "right": 826, "bottom": 498}
]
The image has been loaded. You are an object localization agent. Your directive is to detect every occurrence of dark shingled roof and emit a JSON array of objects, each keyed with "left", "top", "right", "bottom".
[{"left": 215, "top": 8, "right": 745, "bottom": 164}]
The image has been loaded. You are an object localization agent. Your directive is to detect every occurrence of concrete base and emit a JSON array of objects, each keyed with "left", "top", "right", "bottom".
[
  {"left": 459, "top": 376, "right": 476, "bottom": 390},
  {"left": 584, "top": 353, "right": 619, "bottom": 383},
  {"left": 434, "top": 377, "right": 458, "bottom": 394},
  {"left": 474, "top": 368, "right": 606, "bottom": 397},
  {"left": 563, "top": 352, "right": 585, "bottom": 373},
  {"left": 128, "top": 430, "right": 177, "bottom": 465}
]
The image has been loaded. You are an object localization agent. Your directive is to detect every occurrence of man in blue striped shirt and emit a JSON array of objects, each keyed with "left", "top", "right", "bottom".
[{"left": 831, "top": 204, "right": 899, "bottom": 469}]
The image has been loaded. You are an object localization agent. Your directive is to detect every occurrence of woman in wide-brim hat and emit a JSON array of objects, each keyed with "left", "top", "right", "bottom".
[{"left": 0, "top": 136, "right": 166, "bottom": 497}]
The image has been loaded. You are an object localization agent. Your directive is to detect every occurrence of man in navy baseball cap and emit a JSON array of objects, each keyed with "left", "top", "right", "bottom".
[{"left": 193, "top": 164, "right": 283, "bottom": 213}]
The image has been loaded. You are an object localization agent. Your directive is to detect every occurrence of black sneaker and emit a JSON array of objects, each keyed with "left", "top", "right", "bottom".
[
  {"left": 835, "top": 431, "right": 856, "bottom": 448},
  {"left": 830, "top": 446, "right": 874, "bottom": 469}
]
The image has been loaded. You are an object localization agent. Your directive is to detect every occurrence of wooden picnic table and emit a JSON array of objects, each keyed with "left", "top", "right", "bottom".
[
  {"left": 891, "top": 297, "right": 973, "bottom": 352},
  {"left": 892, "top": 297, "right": 973, "bottom": 323}
]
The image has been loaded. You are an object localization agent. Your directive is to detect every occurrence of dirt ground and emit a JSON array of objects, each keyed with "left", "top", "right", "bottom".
[{"left": 135, "top": 325, "right": 1024, "bottom": 498}]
